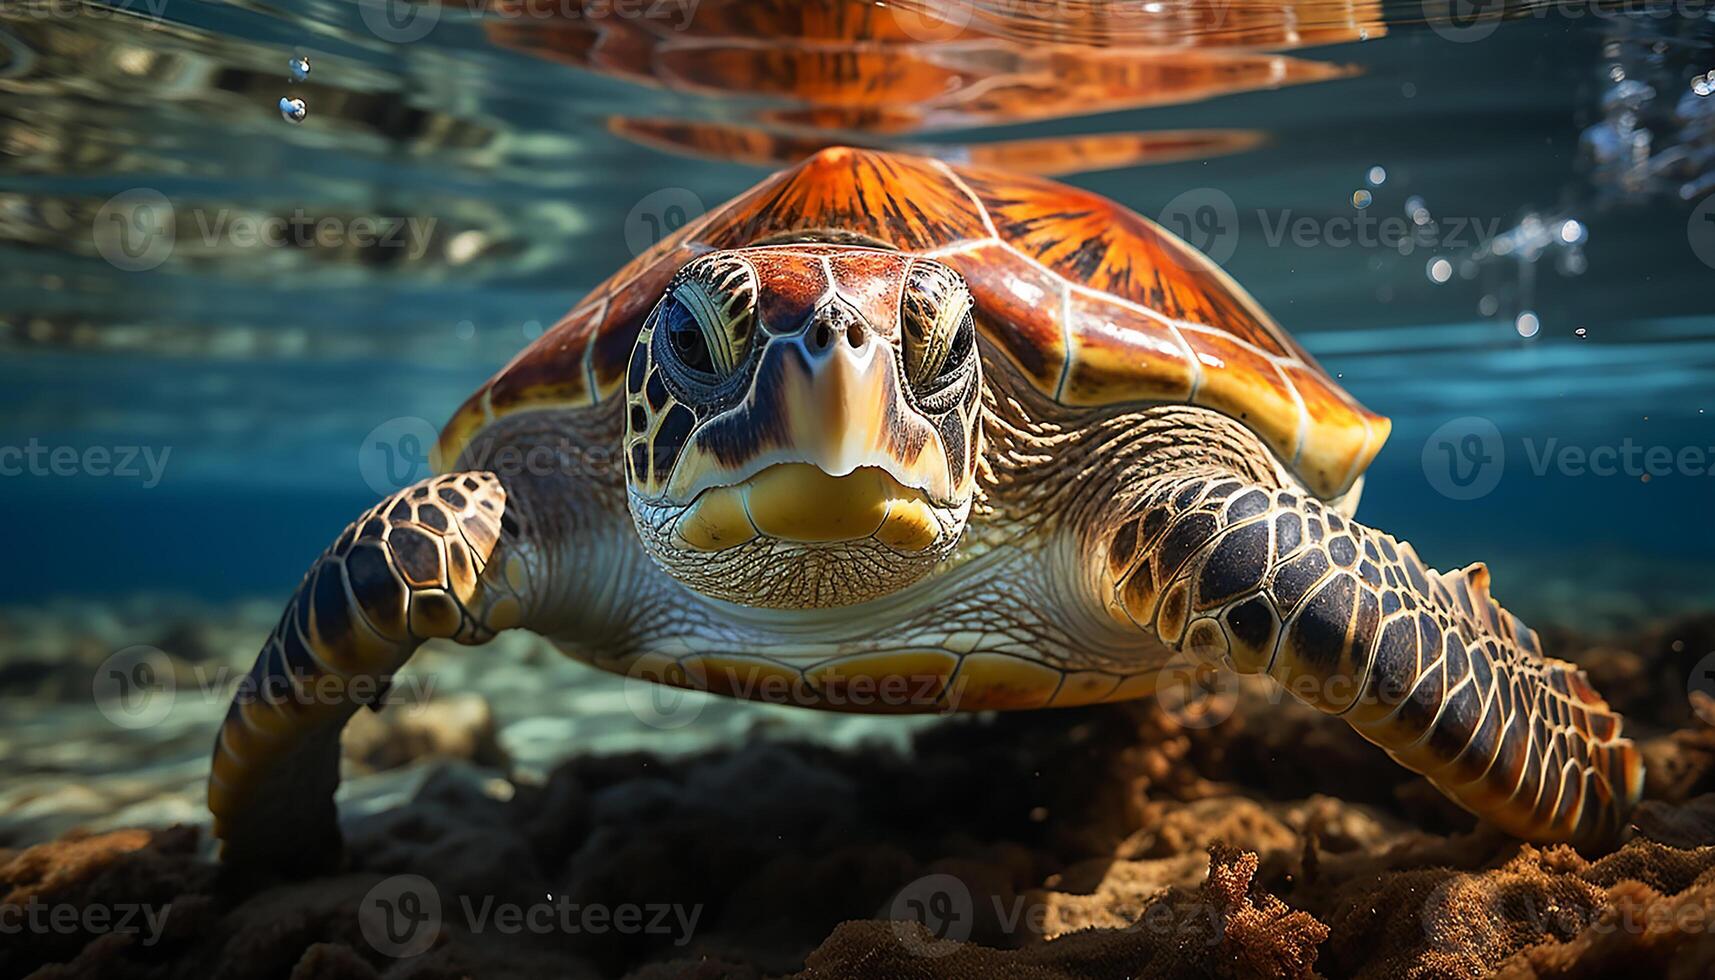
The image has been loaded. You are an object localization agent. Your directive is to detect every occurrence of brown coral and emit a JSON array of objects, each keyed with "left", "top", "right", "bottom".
[{"left": 2, "top": 613, "right": 1715, "bottom": 978}]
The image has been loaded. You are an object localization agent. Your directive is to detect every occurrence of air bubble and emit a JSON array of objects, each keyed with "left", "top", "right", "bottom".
[
  {"left": 1405, "top": 195, "right": 1431, "bottom": 226},
  {"left": 1575, "top": 327, "right": 1589, "bottom": 339},
  {"left": 522, "top": 320, "right": 543, "bottom": 339},
  {"left": 1427, "top": 258, "right": 1453, "bottom": 283},
  {"left": 1479, "top": 295, "right": 1499, "bottom": 317},
  {"left": 455, "top": 320, "right": 475, "bottom": 340},
  {"left": 289, "top": 55, "right": 310, "bottom": 82},
  {"left": 279, "top": 96, "right": 306, "bottom": 123},
  {"left": 1515, "top": 311, "right": 1540, "bottom": 338},
  {"left": 1367, "top": 165, "right": 1387, "bottom": 187},
  {"left": 1558, "top": 218, "right": 1587, "bottom": 244},
  {"left": 1351, "top": 189, "right": 1373, "bottom": 209}
]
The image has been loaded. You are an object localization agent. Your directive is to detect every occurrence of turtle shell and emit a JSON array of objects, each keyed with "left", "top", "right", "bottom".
[{"left": 439, "top": 147, "right": 1388, "bottom": 498}]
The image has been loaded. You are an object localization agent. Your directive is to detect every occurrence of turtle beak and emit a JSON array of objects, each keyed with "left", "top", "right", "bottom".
[
  {"left": 787, "top": 300, "right": 897, "bottom": 478},
  {"left": 663, "top": 299, "right": 957, "bottom": 509}
]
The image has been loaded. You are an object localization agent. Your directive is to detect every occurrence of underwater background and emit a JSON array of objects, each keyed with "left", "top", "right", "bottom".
[
  {"left": 2, "top": 3, "right": 1715, "bottom": 977},
  {"left": 2, "top": 3, "right": 1711, "bottom": 625}
]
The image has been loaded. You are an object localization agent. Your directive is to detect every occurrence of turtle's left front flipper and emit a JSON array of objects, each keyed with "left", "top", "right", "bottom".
[
  {"left": 1094, "top": 475, "right": 1642, "bottom": 845},
  {"left": 208, "top": 471, "right": 529, "bottom": 872}
]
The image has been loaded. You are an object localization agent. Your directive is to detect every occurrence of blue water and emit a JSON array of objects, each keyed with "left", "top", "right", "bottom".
[{"left": 1, "top": 1, "right": 1712, "bottom": 627}]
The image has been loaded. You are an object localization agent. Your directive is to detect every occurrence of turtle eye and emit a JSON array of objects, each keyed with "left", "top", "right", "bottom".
[
  {"left": 660, "top": 298, "right": 718, "bottom": 382},
  {"left": 901, "top": 261, "right": 975, "bottom": 398},
  {"left": 656, "top": 259, "right": 756, "bottom": 390}
]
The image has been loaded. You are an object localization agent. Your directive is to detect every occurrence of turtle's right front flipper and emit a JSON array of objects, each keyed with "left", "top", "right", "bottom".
[
  {"left": 208, "top": 471, "right": 528, "bottom": 872},
  {"left": 1094, "top": 474, "right": 1642, "bottom": 845}
]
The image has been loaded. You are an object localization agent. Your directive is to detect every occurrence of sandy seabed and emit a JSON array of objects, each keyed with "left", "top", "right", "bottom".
[{"left": 3, "top": 601, "right": 1715, "bottom": 979}]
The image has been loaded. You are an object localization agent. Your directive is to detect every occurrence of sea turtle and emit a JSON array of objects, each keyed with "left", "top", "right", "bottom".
[{"left": 209, "top": 147, "right": 1641, "bottom": 869}]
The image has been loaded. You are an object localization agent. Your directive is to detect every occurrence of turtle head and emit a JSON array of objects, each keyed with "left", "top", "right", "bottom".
[{"left": 621, "top": 245, "right": 984, "bottom": 609}]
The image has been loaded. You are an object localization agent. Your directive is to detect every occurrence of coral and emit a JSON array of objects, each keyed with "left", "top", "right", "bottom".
[{"left": 2, "top": 613, "right": 1714, "bottom": 978}]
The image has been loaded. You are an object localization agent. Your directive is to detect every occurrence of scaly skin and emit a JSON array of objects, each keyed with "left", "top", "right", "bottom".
[
  {"left": 211, "top": 298, "right": 1640, "bottom": 871},
  {"left": 209, "top": 472, "right": 530, "bottom": 868},
  {"left": 1082, "top": 422, "right": 1641, "bottom": 844}
]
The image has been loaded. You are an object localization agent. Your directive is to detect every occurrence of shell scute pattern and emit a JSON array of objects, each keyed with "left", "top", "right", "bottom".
[{"left": 440, "top": 148, "right": 1387, "bottom": 498}]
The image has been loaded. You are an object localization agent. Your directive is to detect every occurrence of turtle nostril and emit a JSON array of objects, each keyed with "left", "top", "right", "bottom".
[{"left": 806, "top": 304, "right": 866, "bottom": 355}]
